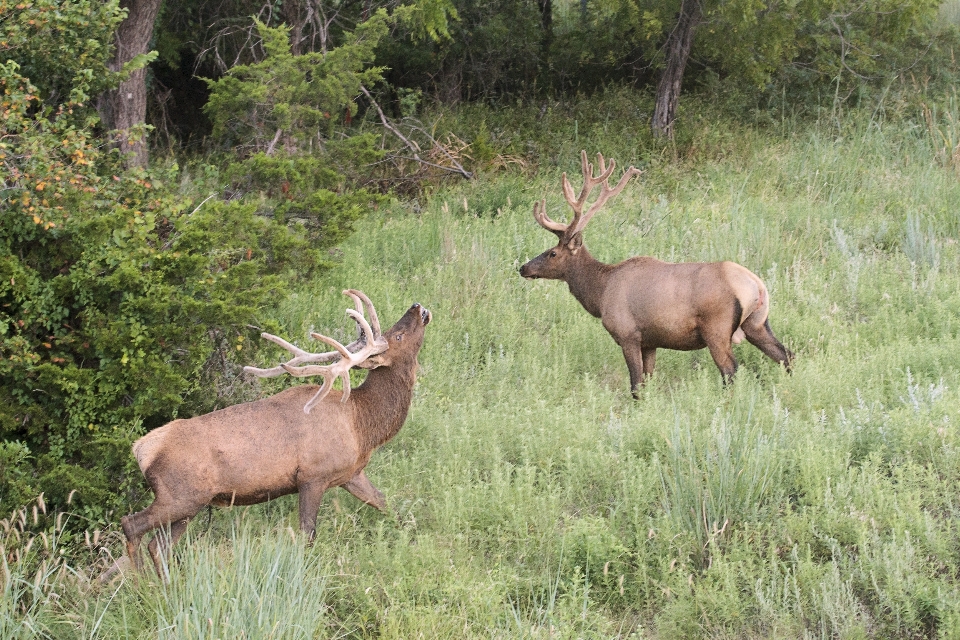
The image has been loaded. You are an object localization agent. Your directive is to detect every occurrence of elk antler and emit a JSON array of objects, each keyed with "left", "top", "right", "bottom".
[
  {"left": 343, "top": 288, "right": 381, "bottom": 343},
  {"left": 532, "top": 150, "right": 641, "bottom": 239},
  {"left": 243, "top": 290, "right": 388, "bottom": 413}
]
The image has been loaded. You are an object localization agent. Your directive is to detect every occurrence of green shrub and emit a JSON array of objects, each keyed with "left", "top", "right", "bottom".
[
  {"left": 0, "top": 4, "right": 319, "bottom": 520},
  {"left": 202, "top": 14, "right": 392, "bottom": 254}
]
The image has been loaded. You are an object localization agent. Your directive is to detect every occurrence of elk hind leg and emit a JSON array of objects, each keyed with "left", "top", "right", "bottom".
[
  {"left": 121, "top": 513, "right": 147, "bottom": 572},
  {"left": 147, "top": 517, "right": 191, "bottom": 579},
  {"left": 742, "top": 317, "right": 793, "bottom": 372},
  {"left": 122, "top": 493, "right": 205, "bottom": 573},
  {"left": 704, "top": 328, "right": 738, "bottom": 384}
]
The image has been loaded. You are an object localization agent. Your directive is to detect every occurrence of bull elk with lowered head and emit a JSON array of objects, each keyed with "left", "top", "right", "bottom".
[
  {"left": 121, "top": 290, "right": 431, "bottom": 576},
  {"left": 520, "top": 151, "right": 792, "bottom": 395}
]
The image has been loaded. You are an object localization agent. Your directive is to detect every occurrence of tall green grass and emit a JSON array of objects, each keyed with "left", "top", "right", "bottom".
[{"left": 6, "top": 102, "right": 960, "bottom": 637}]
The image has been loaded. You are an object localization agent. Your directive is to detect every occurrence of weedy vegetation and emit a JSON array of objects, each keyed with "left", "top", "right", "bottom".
[{"left": 5, "top": 92, "right": 960, "bottom": 637}]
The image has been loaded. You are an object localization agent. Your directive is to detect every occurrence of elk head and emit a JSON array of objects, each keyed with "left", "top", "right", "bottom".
[{"left": 520, "top": 150, "right": 641, "bottom": 281}]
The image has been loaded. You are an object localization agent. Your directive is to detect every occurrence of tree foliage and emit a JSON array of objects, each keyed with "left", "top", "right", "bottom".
[
  {"left": 690, "top": 0, "right": 941, "bottom": 89},
  {"left": 631, "top": 0, "right": 941, "bottom": 134},
  {"left": 203, "top": 13, "right": 391, "bottom": 245},
  {"left": 0, "top": 1, "right": 319, "bottom": 518},
  {"left": 204, "top": 11, "right": 389, "bottom": 152}
]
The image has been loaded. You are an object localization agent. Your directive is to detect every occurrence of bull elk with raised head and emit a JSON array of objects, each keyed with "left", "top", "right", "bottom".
[
  {"left": 121, "top": 290, "right": 431, "bottom": 576},
  {"left": 520, "top": 151, "right": 792, "bottom": 395}
]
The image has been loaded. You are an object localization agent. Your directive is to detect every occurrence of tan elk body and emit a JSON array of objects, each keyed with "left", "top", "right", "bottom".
[
  {"left": 520, "top": 151, "right": 792, "bottom": 394},
  {"left": 121, "top": 290, "right": 431, "bottom": 576}
]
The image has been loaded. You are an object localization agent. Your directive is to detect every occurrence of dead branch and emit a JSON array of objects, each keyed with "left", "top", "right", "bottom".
[{"left": 360, "top": 85, "right": 472, "bottom": 180}]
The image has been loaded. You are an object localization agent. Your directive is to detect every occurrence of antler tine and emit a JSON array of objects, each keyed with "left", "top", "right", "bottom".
[
  {"left": 282, "top": 328, "right": 387, "bottom": 413},
  {"left": 343, "top": 289, "right": 381, "bottom": 340},
  {"left": 560, "top": 150, "right": 619, "bottom": 235},
  {"left": 310, "top": 331, "right": 355, "bottom": 359},
  {"left": 560, "top": 172, "right": 578, "bottom": 210},
  {"left": 243, "top": 332, "right": 344, "bottom": 377},
  {"left": 329, "top": 309, "right": 377, "bottom": 354},
  {"left": 244, "top": 290, "right": 389, "bottom": 413},
  {"left": 280, "top": 362, "right": 345, "bottom": 414},
  {"left": 258, "top": 333, "right": 311, "bottom": 358},
  {"left": 532, "top": 198, "right": 567, "bottom": 235},
  {"left": 567, "top": 153, "right": 641, "bottom": 237},
  {"left": 582, "top": 164, "right": 641, "bottom": 221},
  {"left": 244, "top": 289, "right": 385, "bottom": 379},
  {"left": 344, "top": 290, "right": 364, "bottom": 343}
]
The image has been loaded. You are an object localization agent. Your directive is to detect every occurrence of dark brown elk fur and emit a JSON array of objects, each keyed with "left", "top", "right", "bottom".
[
  {"left": 121, "top": 292, "right": 431, "bottom": 576},
  {"left": 520, "top": 151, "right": 792, "bottom": 395}
]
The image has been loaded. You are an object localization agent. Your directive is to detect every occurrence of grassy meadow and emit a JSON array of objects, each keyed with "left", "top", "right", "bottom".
[{"left": 6, "top": 97, "right": 960, "bottom": 637}]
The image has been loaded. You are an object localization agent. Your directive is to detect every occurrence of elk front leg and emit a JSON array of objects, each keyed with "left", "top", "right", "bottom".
[
  {"left": 704, "top": 336, "right": 738, "bottom": 384},
  {"left": 619, "top": 341, "right": 647, "bottom": 397},
  {"left": 626, "top": 347, "right": 657, "bottom": 397},
  {"left": 342, "top": 470, "right": 387, "bottom": 511},
  {"left": 297, "top": 482, "right": 329, "bottom": 541}
]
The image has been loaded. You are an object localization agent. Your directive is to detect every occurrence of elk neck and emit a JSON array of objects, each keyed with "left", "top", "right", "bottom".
[
  {"left": 350, "top": 358, "right": 419, "bottom": 451},
  {"left": 562, "top": 246, "right": 612, "bottom": 318}
]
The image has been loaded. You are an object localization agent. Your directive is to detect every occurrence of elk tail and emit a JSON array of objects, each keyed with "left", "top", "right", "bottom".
[{"left": 131, "top": 426, "right": 168, "bottom": 472}]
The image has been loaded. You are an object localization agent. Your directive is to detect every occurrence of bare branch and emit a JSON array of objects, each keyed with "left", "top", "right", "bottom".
[
  {"left": 360, "top": 84, "right": 473, "bottom": 180},
  {"left": 264, "top": 128, "right": 283, "bottom": 156}
]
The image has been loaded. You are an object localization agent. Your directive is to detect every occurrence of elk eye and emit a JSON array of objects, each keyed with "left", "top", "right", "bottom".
[
  {"left": 549, "top": 250, "right": 557, "bottom": 258},
  {"left": 395, "top": 334, "right": 403, "bottom": 341}
]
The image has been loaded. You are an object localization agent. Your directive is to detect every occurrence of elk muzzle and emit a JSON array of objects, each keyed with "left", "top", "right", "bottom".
[
  {"left": 520, "top": 253, "right": 548, "bottom": 279},
  {"left": 416, "top": 304, "right": 432, "bottom": 325},
  {"left": 520, "top": 247, "right": 561, "bottom": 280}
]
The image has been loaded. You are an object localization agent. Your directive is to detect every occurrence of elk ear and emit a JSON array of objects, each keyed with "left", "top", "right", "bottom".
[
  {"left": 357, "top": 353, "right": 389, "bottom": 369},
  {"left": 566, "top": 232, "right": 583, "bottom": 254}
]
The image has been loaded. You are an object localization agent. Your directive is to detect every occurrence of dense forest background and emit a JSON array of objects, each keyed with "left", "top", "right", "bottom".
[{"left": 0, "top": 0, "right": 954, "bottom": 533}]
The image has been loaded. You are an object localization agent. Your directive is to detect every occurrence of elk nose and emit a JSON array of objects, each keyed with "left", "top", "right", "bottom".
[{"left": 411, "top": 303, "right": 431, "bottom": 325}]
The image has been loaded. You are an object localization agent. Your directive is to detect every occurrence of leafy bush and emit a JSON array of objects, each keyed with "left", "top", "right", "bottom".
[
  {"left": 203, "top": 14, "right": 391, "bottom": 248},
  {"left": 0, "top": 3, "right": 320, "bottom": 520}
]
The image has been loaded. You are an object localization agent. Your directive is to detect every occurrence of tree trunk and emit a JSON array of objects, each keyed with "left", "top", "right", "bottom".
[
  {"left": 538, "top": 0, "right": 553, "bottom": 49},
  {"left": 651, "top": 0, "right": 702, "bottom": 139},
  {"left": 282, "top": 0, "right": 304, "bottom": 55},
  {"left": 98, "top": 0, "right": 163, "bottom": 169},
  {"left": 538, "top": 0, "right": 553, "bottom": 73}
]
